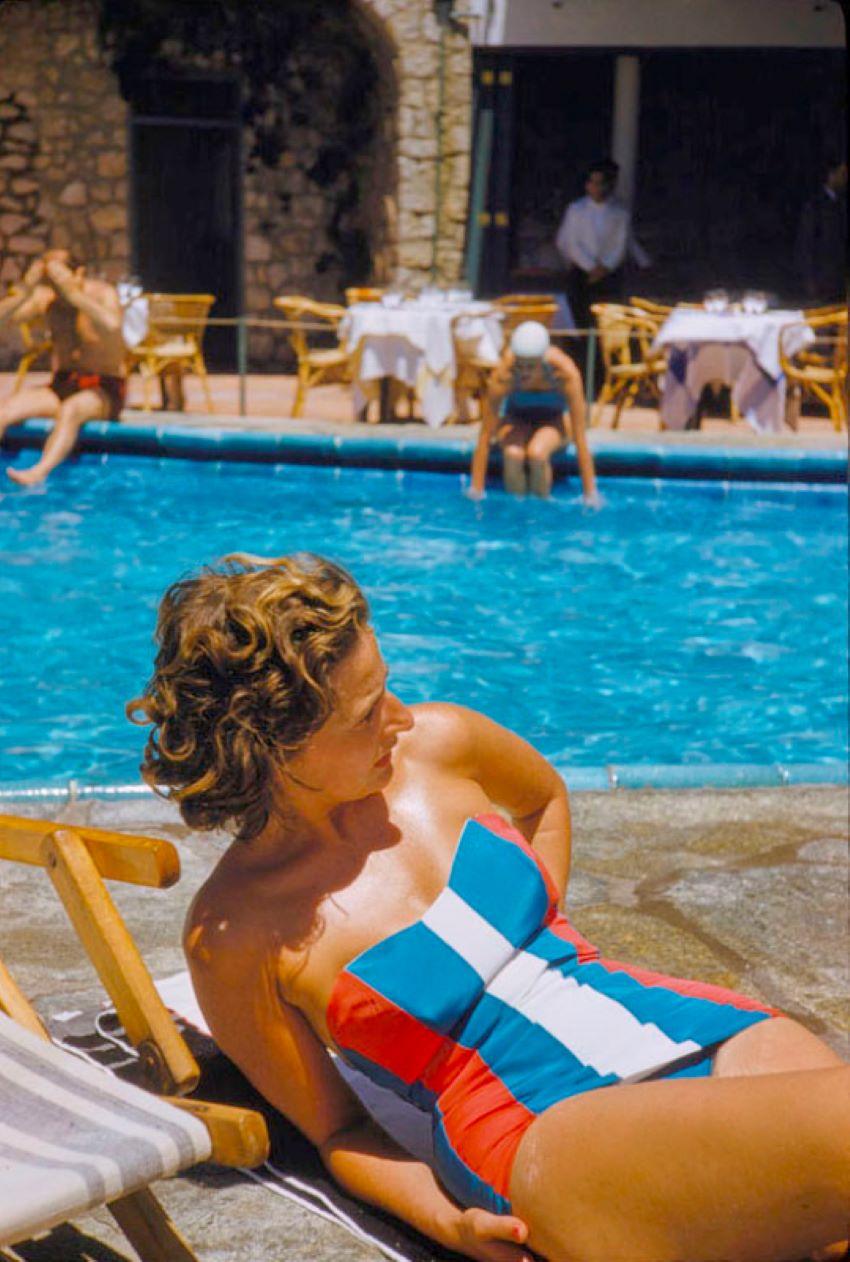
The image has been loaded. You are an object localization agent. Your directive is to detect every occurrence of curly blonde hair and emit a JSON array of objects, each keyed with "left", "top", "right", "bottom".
[{"left": 127, "top": 553, "right": 369, "bottom": 841}]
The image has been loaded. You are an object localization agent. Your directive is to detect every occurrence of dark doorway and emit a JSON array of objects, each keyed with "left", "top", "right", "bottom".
[
  {"left": 129, "top": 75, "right": 242, "bottom": 367},
  {"left": 470, "top": 50, "right": 614, "bottom": 296},
  {"left": 510, "top": 53, "right": 614, "bottom": 285},
  {"left": 634, "top": 49, "right": 846, "bottom": 302}
]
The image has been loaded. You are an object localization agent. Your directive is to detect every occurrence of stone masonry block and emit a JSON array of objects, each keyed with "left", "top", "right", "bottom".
[{"left": 58, "top": 180, "right": 87, "bottom": 207}]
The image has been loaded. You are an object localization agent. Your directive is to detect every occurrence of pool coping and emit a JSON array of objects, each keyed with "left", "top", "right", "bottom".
[
  {"left": 1, "top": 761, "right": 846, "bottom": 802},
  {"left": 3, "top": 417, "right": 848, "bottom": 482}
]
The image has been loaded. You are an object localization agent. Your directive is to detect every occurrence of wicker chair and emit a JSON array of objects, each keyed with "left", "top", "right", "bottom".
[
  {"left": 451, "top": 311, "right": 499, "bottom": 423},
  {"left": 590, "top": 302, "right": 666, "bottom": 428},
  {"left": 273, "top": 295, "right": 351, "bottom": 418},
  {"left": 628, "top": 297, "right": 674, "bottom": 323},
  {"left": 344, "top": 287, "right": 385, "bottom": 305},
  {"left": 494, "top": 294, "right": 559, "bottom": 339},
  {"left": 127, "top": 293, "right": 215, "bottom": 413},
  {"left": 11, "top": 309, "right": 52, "bottom": 393},
  {"left": 780, "top": 309, "right": 848, "bottom": 431}
]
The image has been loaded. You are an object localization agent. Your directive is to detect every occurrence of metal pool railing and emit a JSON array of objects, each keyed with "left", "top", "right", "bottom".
[{"left": 144, "top": 313, "right": 602, "bottom": 418}]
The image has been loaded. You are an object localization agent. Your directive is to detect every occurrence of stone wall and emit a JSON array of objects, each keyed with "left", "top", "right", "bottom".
[
  {"left": 0, "top": 0, "right": 129, "bottom": 367},
  {"left": 0, "top": 0, "right": 474, "bottom": 370}
]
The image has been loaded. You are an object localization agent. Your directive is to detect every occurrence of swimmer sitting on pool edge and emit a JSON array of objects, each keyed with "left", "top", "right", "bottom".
[{"left": 469, "top": 320, "right": 598, "bottom": 503}]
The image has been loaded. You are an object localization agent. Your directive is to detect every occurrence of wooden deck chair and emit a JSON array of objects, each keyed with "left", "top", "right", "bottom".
[
  {"left": 0, "top": 814, "right": 269, "bottom": 1261},
  {"left": 780, "top": 309, "right": 848, "bottom": 431},
  {"left": 273, "top": 295, "right": 351, "bottom": 418},
  {"left": 127, "top": 294, "right": 216, "bottom": 414},
  {"left": 590, "top": 303, "right": 667, "bottom": 428}
]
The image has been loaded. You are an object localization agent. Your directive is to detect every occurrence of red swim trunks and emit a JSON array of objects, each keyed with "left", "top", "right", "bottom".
[{"left": 49, "top": 369, "right": 127, "bottom": 421}]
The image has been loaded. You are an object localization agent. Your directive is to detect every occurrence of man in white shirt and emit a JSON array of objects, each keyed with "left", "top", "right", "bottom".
[{"left": 555, "top": 158, "right": 650, "bottom": 334}]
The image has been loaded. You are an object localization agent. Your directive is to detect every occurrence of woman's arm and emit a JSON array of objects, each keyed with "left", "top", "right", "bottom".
[
  {"left": 551, "top": 348, "right": 598, "bottom": 505},
  {"left": 187, "top": 930, "right": 531, "bottom": 1262},
  {"left": 469, "top": 357, "right": 511, "bottom": 497},
  {"left": 415, "top": 703, "right": 572, "bottom": 901},
  {"left": 324, "top": 1117, "right": 531, "bottom": 1261},
  {"left": 469, "top": 398, "right": 497, "bottom": 497}
]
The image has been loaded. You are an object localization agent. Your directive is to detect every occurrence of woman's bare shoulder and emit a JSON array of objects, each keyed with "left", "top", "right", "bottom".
[{"left": 402, "top": 701, "right": 483, "bottom": 767}]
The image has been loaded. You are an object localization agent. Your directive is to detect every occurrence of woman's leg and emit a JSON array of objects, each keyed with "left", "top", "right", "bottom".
[
  {"left": 526, "top": 424, "right": 566, "bottom": 498},
  {"left": 499, "top": 421, "right": 533, "bottom": 496},
  {"left": 510, "top": 1020, "right": 850, "bottom": 1262},
  {"left": 7, "top": 388, "right": 106, "bottom": 486}
]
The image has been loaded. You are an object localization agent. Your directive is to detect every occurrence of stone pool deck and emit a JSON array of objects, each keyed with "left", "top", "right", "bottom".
[
  {"left": 2, "top": 369, "right": 847, "bottom": 450},
  {"left": 4, "top": 786, "right": 847, "bottom": 1261}
]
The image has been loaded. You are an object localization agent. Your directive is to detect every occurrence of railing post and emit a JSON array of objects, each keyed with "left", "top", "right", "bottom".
[
  {"left": 584, "top": 328, "right": 597, "bottom": 416},
  {"left": 237, "top": 316, "right": 247, "bottom": 418}
]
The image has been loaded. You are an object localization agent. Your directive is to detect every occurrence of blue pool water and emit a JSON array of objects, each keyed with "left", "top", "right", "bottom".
[{"left": 0, "top": 454, "right": 846, "bottom": 787}]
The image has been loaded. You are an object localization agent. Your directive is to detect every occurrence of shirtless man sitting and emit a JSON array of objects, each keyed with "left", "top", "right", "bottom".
[{"left": 0, "top": 249, "right": 125, "bottom": 486}]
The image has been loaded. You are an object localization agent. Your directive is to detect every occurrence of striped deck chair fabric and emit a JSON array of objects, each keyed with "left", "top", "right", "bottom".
[{"left": 0, "top": 1011, "right": 212, "bottom": 1248}]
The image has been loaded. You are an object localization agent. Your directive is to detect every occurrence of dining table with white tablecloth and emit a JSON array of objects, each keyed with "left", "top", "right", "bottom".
[
  {"left": 653, "top": 307, "right": 815, "bottom": 433},
  {"left": 339, "top": 296, "right": 504, "bottom": 427}
]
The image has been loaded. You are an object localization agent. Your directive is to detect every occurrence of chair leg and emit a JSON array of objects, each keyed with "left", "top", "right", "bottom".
[
  {"left": 195, "top": 357, "right": 214, "bottom": 414},
  {"left": 292, "top": 376, "right": 307, "bottom": 419},
  {"left": 108, "top": 1188, "right": 199, "bottom": 1262},
  {"left": 141, "top": 369, "right": 153, "bottom": 414},
  {"left": 591, "top": 381, "right": 613, "bottom": 427},
  {"left": 13, "top": 353, "right": 35, "bottom": 395}
]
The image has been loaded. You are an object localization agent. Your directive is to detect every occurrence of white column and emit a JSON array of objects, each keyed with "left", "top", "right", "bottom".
[{"left": 611, "top": 54, "right": 640, "bottom": 206}]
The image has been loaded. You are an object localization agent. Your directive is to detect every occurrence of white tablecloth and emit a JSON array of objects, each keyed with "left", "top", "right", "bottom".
[
  {"left": 654, "top": 308, "right": 814, "bottom": 433},
  {"left": 340, "top": 299, "right": 503, "bottom": 427},
  {"left": 117, "top": 282, "right": 149, "bottom": 348}
]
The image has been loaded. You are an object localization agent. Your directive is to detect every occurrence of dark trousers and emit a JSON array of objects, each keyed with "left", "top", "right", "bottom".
[{"left": 566, "top": 266, "right": 625, "bottom": 392}]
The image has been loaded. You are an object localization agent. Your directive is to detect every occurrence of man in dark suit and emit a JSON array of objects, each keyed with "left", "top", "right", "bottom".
[{"left": 795, "top": 158, "right": 847, "bottom": 304}]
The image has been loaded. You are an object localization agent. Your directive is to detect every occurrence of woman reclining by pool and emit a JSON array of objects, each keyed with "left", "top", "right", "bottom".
[{"left": 129, "top": 553, "right": 849, "bottom": 1262}]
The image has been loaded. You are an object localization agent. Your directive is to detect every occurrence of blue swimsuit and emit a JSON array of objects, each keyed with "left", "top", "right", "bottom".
[
  {"left": 502, "top": 359, "right": 566, "bottom": 426},
  {"left": 327, "top": 815, "right": 777, "bottom": 1214}
]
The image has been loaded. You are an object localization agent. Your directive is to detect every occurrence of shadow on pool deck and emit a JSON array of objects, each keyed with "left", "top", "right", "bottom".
[{"left": 4, "top": 786, "right": 847, "bottom": 1261}]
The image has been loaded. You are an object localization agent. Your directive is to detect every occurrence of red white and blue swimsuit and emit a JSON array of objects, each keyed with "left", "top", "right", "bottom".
[{"left": 327, "top": 814, "right": 777, "bottom": 1214}]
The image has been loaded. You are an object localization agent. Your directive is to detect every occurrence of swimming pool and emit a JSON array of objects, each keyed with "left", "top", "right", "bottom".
[{"left": 0, "top": 454, "right": 846, "bottom": 790}]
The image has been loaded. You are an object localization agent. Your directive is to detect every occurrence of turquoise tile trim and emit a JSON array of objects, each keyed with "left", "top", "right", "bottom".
[
  {"left": 2, "top": 762, "right": 844, "bottom": 801},
  {"left": 2, "top": 418, "right": 846, "bottom": 482}
]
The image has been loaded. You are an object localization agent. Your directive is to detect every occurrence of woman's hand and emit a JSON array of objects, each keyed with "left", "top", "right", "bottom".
[{"left": 452, "top": 1206, "right": 536, "bottom": 1261}]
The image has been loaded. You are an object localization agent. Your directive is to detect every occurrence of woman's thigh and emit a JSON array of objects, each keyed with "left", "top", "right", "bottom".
[
  {"left": 526, "top": 423, "right": 566, "bottom": 461},
  {"left": 497, "top": 420, "right": 534, "bottom": 454},
  {"left": 714, "top": 1013, "right": 845, "bottom": 1076},
  {"left": 509, "top": 1051, "right": 850, "bottom": 1262}
]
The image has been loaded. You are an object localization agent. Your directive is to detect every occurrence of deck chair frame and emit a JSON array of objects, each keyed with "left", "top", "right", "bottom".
[{"left": 0, "top": 814, "right": 269, "bottom": 1262}]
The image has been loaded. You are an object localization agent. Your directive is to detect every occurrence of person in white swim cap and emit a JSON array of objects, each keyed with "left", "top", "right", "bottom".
[
  {"left": 510, "top": 320, "right": 551, "bottom": 359},
  {"left": 469, "top": 317, "right": 597, "bottom": 502}
]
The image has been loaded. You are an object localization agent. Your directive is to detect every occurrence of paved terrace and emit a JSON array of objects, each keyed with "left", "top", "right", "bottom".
[
  {"left": 3, "top": 787, "right": 848, "bottom": 1262},
  {"left": 1, "top": 370, "right": 847, "bottom": 450}
]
